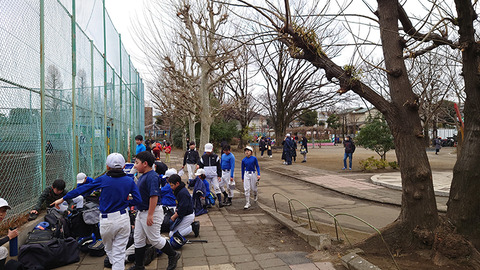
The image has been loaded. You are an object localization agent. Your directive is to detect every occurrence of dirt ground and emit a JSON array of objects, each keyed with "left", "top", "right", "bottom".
[{"left": 262, "top": 144, "right": 457, "bottom": 172}]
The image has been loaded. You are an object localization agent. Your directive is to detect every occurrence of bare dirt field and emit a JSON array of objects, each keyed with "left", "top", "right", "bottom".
[{"left": 263, "top": 144, "right": 457, "bottom": 172}]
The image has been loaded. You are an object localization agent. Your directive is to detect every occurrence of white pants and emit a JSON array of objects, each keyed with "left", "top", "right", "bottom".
[
  {"left": 0, "top": 246, "right": 7, "bottom": 260},
  {"left": 221, "top": 170, "right": 235, "bottom": 198},
  {"left": 206, "top": 175, "right": 221, "bottom": 194},
  {"left": 169, "top": 213, "right": 195, "bottom": 238},
  {"left": 186, "top": 164, "right": 196, "bottom": 180},
  {"left": 243, "top": 172, "right": 258, "bottom": 203},
  {"left": 100, "top": 210, "right": 131, "bottom": 270},
  {"left": 72, "top": 195, "right": 84, "bottom": 209},
  {"left": 134, "top": 205, "right": 167, "bottom": 249}
]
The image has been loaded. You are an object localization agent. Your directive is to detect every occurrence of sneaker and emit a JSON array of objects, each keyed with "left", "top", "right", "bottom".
[
  {"left": 254, "top": 194, "right": 258, "bottom": 202},
  {"left": 104, "top": 256, "right": 112, "bottom": 268},
  {"left": 342, "top": 167, "right": 346, "bottom": 170},
  {"left": 301, "top": 160, "right": 306, "bottom": 163},
  {"left": 244, "top": 203, "right": 251, "bottom": 209},
  {"left": 349, "top": 168, "right": 352, "bottom": 170},
  {"left": 191, "top": 221, "right": 200, "bottom": 237},
  {"left": 167, "top": 251, "right": 181, "bottom": 270}
]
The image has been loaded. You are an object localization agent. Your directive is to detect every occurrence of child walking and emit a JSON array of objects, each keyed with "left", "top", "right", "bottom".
[
  {"left": 220, "top": 144, "right": 235, "bottom": 206},
  {"left": 129, "top": 151, "right": 180, "bottom": 270},
  {"left": 164, "top": 142, "right": 172, "bottom": 163},
  {"left": 241, "top": 146, "right": 260, "bottom": 209}
]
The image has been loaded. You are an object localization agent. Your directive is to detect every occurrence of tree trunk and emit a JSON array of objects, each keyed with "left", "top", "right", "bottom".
[
  {"left": 378, "top": 0, "right": 438, "bottom": 235},
  {"left": 446, "top": 0, "right": 480, "bottom": 249},
  {"left": 199, "top": 67, "right": 212, "bottom": 148},
  {"left": 188, "top": 114, "right": 196, "bottom": 145}
]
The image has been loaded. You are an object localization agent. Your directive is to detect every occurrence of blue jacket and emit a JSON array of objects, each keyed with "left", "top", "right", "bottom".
[
  {"left": 172, "top": 182, "right": 193, "bottom": 218},
  {"left": 160, "top": 184, "right": 177, "bottom": 207},
  {"left": 64, "top": 169, "right": 141, "bottom": 214}
]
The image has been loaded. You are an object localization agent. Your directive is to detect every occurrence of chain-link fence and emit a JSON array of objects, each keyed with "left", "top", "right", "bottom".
[{"left": 0, "top": 0, "right": 144, "bottom": 218}]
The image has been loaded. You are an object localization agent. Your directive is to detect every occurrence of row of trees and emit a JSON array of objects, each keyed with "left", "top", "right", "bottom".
[
  {"left": 232, "top": 0, "right": 479, "bottom": 263},
  {"left": 137, "top": 0, "right": 479, "bottom": 263}
]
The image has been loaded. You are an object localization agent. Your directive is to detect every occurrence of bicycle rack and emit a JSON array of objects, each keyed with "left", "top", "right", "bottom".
[{"left": 272, "top": 192, "right": 400, "bottom": 270}]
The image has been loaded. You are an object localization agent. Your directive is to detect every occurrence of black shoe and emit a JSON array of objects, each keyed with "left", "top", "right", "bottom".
[
  {"left": 143, "top": 245, "right": 156, "bottom": 266},
  {"left": 224, "top": 198, "right": 232, "bottom": 206},
  {"left": 104, "top": 256, "right": 112, "bottom": 268},
  {"left": 28, "top": 213, "right": 38, "bottom": 221},
  {"left": 191, "top": 221, "right": 200, "bottom": 237},
  {"left": 301, "top": 160, "right": 306, "bottom": 163},
  {"left": 167, "top": 251, "right": 181, "bottom": 270}
]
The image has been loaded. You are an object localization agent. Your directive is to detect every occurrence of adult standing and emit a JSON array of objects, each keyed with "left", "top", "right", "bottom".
[
  {"left": 259, "top": 137, "right": 266, "bottom": 158},
  {"left": 343, "top": 136, "right": 356, "bottom": 170},
  {"left": 283, "top": 134, "right": 294, "bottom": 165},
  {"left": 300, "top": 135, "right": 308, "bottom": 163},
  {"left": 435, "top": 137, "right": 442, "bottom": 155}
]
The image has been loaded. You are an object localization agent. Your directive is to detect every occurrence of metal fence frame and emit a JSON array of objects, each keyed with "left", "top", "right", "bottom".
[{"left": 0, "top": 0, "right": 144, "bottom": 217}]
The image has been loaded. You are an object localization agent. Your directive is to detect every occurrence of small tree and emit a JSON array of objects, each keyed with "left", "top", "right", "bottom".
[
  {"left": 298, "top": 110, "right": 318, "bottom": 126},
  {"left": 356, "top": 114, "right": 394, "bottom": 160}
]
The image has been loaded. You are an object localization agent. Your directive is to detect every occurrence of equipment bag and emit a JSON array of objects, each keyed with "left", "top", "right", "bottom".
[
  {"left": 161, "top": 208, "right": 175, "bottom": 233},
  {"left": 68, "top": 210, "right": 94, "bottom": 238},
  {"left": 18, "top": 237, "right": 80, "bottom": 269},
  {"left": 88, "top": 239, "right": 106, "bottom": 257},
  {"left": 25, "top": 229, "right": 54, "bottom": 244},
  {"left": 44, "top": 210, "right": 70, "bottom": 239},
  {"left": 82, "top": 207, "right": 100, "bottom": 225}
]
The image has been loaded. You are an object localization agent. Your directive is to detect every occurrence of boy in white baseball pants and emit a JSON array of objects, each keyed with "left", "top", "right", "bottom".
[{"left": 241, "top": 146, "right": 260, "bottom": 209}]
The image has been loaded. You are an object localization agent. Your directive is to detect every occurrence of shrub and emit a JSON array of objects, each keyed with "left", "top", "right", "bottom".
[{"left": 359, "top": 156, "right": 397, "bottom": 171}]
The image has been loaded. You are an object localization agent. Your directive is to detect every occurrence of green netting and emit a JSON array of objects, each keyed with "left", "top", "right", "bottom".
[{"left": 0, "top": 0, "right": 144, "bottom": 219}]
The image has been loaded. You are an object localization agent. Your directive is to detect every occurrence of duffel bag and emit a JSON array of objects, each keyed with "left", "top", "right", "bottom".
[
  {"left": 25, "top": 229, "right": 54, "bottom": 244},
  {"left": 18, "top": 237, "right": 80, "bottom": 269}
]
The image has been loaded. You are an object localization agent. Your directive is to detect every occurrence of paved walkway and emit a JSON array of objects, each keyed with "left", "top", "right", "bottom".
[{"left": 262, "top": 161, "right": 450, "bottom": 212}]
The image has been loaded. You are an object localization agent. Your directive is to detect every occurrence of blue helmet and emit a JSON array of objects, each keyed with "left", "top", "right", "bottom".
[{"left": 169, "top": 231, "right": 186, "bottom": 249}]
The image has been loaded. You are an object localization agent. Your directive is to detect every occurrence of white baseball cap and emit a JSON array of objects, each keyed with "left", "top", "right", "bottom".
[
  {"left": 244, "top": 146, "right": 253, "bottom": 152},
  {"left": 205, "top": 143, "right": 213, "bottom": 152},
  {"left": 106, "top": 153, "right": 126, "bottom": 169},
  {"left": 164, "top": 168, "right": 177, "bottom": 178},
  {"left": 0, "top": 198, "right": 11, "bottom": 210},
  {"left": 76, "top": 173, "right": 87, "bottom": 184},
  {"left": 195, "top": 168, "right": 206, "bottom": 176},
  {"left": 286, "top": 133, "right": 291, "bottom": 137}
]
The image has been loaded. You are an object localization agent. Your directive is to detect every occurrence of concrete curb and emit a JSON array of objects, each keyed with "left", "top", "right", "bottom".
[
  {"left": 341, "top": 250, "right": 382, "bottom": 270},
  {"left": 258, "top": 203, "right": 382, "bottom": 270},
  {"left": 370, "top": 174, "right": 450, "bottom": 197},
  {"left": 258, "top": 202, "right": 330, "bottom": 250}
]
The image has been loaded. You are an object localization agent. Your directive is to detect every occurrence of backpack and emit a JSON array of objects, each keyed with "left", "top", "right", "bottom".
[
  {"left": 18, "top": 238, "right": 80, "bottom": 269},
  {"left": 68, "top": 210, "right": 95, "bottom": 238},
  {"left": 44, "top": 209, "right": 70, "bottom": 239}
]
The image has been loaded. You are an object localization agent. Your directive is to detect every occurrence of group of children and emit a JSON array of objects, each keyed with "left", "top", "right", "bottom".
[
  {"left": 19, "top": 151, "right": 184, "bottom": 270},
  {"left": 136, "top": 135, "right": 172, "bottom": 163},
  {"left": 182, "top": 142, "right": 261, "bottom": 210}
]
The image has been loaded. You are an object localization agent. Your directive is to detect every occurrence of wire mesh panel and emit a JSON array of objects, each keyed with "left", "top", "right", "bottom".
[{"left": 0, "top": 0, "right": 144, "bottom": 219}]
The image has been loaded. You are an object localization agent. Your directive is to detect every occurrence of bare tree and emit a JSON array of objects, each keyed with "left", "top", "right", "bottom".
[
  {"left": 253, "top": 40, "right": 338, "bottom": 142},
  {"left": 45, "top": 65, "right": 63, "bottom": 111},
  {"left": 224, "top": 49, "right": 260, "bottom": 148}
]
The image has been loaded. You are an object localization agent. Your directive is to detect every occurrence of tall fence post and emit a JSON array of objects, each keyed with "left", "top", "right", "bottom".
[
  {"left": 71, "top": 0, "right": 78, "bottom": 181},
  {"left": 40, "top": 0, "right": 46, "bottom": 191},
  {"left": 90, "top": 40, "right": 95, "bottom": 177},
  {"left": 119, "top": 34, "right": 123, "bottom": 158},
  {"left": 102, "top": 0, "right": 108, "bottom": 158}
]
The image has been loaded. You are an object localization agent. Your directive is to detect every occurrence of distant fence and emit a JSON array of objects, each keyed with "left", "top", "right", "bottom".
[{"left": 0, "top": 0, "right": 144, "bottom": 217}]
